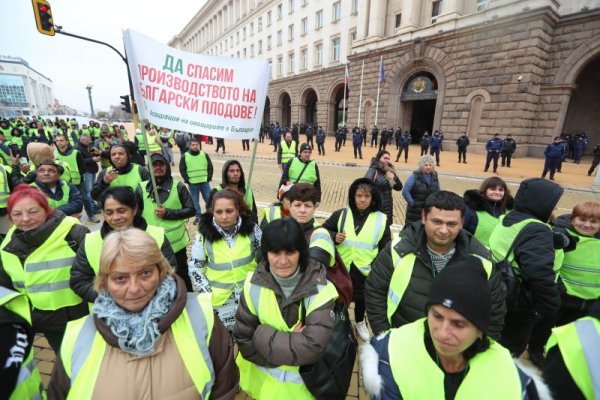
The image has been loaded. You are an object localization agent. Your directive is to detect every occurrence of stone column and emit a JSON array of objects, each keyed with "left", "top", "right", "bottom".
[
  {"left": 367, "top": 0, "right": 387, "bottom": 38},
  {"left": 357, "top": 0, "right": 371, "bottom": 40},
  {"left": 437, "top": 0, "right": 465, "bottom": 22},
  {"left": 398, "top": 0, "right": 421, "bottom": 33}
]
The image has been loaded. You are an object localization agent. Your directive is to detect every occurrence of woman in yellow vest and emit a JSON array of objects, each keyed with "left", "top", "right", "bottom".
[
  {"left": 233, "top": 217, "right": 338, "bottom": 399},
  {"left": 70, "top": 186, "right": 177, "bottom": 304},
  {"left": 189, "top": 188, "right": 261, "bottom": 331},
  {"left": 0, "top": 185, "right": 89, "bottom": 353},
  {"left": 360, "top": 256, "right": 548, "bottom": 400},
  {"left": 463, "top": 176, "right": 513, "bottom": 248},
  {"left": 47, "top": 228, "right": 239, "bottom": 399}
]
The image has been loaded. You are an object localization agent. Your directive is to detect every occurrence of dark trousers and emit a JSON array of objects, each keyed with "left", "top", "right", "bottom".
[
  {"left": 500, "top": 311, "right": 537, "bottom": 357},
  {"left": 430, "top": 148, "right": 440, "bottom": 165},
  {"left": 216, "top": 139, "right": 225, "bottom": 153},
  {"left": 242, "top": 139, "right": 250, "bottom": 150},
  {"left": 378, "top": 141, "right": 387, "bottom": 153},
  {"left": 362, "top": 133, "right": 367, "bottom": 146},
  {"left": 421, "top": 145, "right": 429, "bottom": 156},
  {"left": 273, "top": 140, "right": 280, "bottom": 152},
  {"left": 458, "top": 148, "right": 467, "bottom": 163},
  {"left": 350, "top": 266, "right": 367, "bottom": 323},
  {"left": 44, "top": 329, "right": 66, "bottom": 355},
  {"left": 484, "top": 152, "right": 499, "bottom": 171},
  {"left": 371, "top": 135, "right": 378, "bottom": 147},
  {"left": 542, "top": 157, "right": 561, "bottom": 179},
  {"left": 396, "top": 145, "right": 409, "bottom": 162},
  {"left": 342, "top": 134, "right": 347, "bottom": 146},
  {"left": 175, "top": 248, "right": 193, "bottom": 292},
  {"left": 353, "top": 143, "right": 362, "bottom": 159},
  {"left": 306, "top": 135, "right": 314, "bottom": 149},
  {"left": 317, "top": 142, "right": 325, "bottom": 155},
  {"left": 589, "top": 157, "right": 600, "bottom": 175},
  {"left": 335, "top": 138, "right": 343, "bottom": 151},
  {"left": 501, "top": 151, "right": 513, "bottom": 167}
]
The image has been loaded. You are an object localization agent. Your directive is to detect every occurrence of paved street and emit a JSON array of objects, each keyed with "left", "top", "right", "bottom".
[{"left": 34, "top": 138, "right": 598, "bottom": 398}]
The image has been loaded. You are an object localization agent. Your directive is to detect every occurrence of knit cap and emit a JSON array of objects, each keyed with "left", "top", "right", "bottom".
[
  {"left": 299, "top": 143, "right": 312, "bottom": 153},
  {"left": 426, "top": 256, "right": 491, "bottom": 335}
]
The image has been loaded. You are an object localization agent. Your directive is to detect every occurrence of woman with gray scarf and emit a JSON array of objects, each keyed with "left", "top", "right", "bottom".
[
  {"left": 188, "top": 188, "right": 262, "bottom": 331},
  {"left": 48, "top": 228, "right": 238, "bottom": 399}
]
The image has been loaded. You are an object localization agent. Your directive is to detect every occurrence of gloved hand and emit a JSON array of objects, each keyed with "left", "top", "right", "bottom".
[{"left": 552, "top": 232, "right": 579, "bottom": 251}]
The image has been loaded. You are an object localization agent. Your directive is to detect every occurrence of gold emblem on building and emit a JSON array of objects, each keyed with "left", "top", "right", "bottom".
[{"left": 412, "top": 78, "right": 426, "bottom": 93}]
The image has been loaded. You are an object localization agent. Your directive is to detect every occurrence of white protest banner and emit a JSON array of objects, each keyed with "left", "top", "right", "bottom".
[{"left": 123, "top": 29, "right": 270, "bottom": 139}]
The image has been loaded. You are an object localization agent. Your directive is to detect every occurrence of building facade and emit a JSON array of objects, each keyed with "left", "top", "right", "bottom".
[
  {"left": 170, "top": 0, "right": 600, "bottom": 156},
  {"left": 0, "top": 56, "right": 54, "bottom": 118}
]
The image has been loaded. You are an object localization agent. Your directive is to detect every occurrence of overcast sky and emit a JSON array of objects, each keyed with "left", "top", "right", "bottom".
[{"left": 2, "top": 0, "right": 205, "bottom": 114}]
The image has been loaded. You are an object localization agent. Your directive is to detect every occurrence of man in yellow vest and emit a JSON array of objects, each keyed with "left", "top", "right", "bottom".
[
  {"left": 91, "top": 144, "right": 150, "bottom": 201},
  {"left": 136, "top": 153, "right": 196, "bottom": 291},
  {"left": 277, "top": 131, "right": 297, "bottom": 171},
  {"left": 29, "top": 161, "right": 83, "bottom": 217},
  {"left": 365, "top": 191, "right": 506, "bottom": 339},
  {"left": 180, "top": 137, "right": 213, "bottom": 224},
  {"left": 93, "top": 127, "right": 114, "bottom": 170},
  {"left": 280, "top": 143, "right": 321, "bottom": 204}
]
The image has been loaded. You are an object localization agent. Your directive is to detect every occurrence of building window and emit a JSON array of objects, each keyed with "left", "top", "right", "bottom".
[
  {"left": 288, "top": 24, "right": 294, "bottom": 41},
  {"left": 350, "top": 29, "right": 357, "bottom": 44},
  {"left": 267, "top": 35, "right": 272, "bottom": 49},
  {"left": 250, "top": 44, "right": 255, "bottom": 57},
  {"left": 250, "top": 22, "right": 254, "bottom": 36},
  {"left": 332, "top": 2, "right": 341, "bottom": 22},
  {"left": 314, "top": 43, "right": 323, "bottom": 66},
  {"left": 301, "top": 17, "right": 308, "bottom": 35},
  {"left": 331, "top": 37, "right": 341, "bottom": 62},
  {"left": 243, "top": 27, "right": 246, "bottom": 41},
  {"left": 267, "top": 58, "right": 273, "bottom": 77},
  {"left": 476, "top": 0, "right": 490, "bottom": 11},
  {"left": 258, "top": 40, "right": 263, "bottom": 54},
  {"left": 243, "top": 48, "right": 247, "bottom": 57},
  {"left": 277, "top": 3, "right": 283, "bottom": 20},
  {"left": 395, "top": 13, "right": 402, "bottom": 28},
  {"left": 267, "top": 10, "right": 272, "bottom": 25},
  {"left": 236, "top": 32, "right": 240, "bottom": 44},
  {"left": 277, "top": 30, "right": 283, "bottom": 46},
  {"left": 315, "top": 10, "right": 323, "bottom": 29},
  {"left": 288, "top": 52, "right": 295, "bottom": 73},
  {"left": 237, "top": 51, "right": 240, "bottom": 58},
  {"left": 277, "top": 56, "right": 283, "bottom": 77},
  {"left": 351, "top": 0, "right": 359, "bottom": 14},
  {"left": 288, "top": 0, "right": 294, "bottom": 13},
  {"left": 431, "top": 0, "right": 442, "bottom": 23},
  {"left": 302, "top": 0, "right": 308, "bottom": 6},
  {"left": 258, "top": 16, "right": 263, "bottom": 31},
  {"left": 301, "top": 48, "right": 308, "bottom": 70}
]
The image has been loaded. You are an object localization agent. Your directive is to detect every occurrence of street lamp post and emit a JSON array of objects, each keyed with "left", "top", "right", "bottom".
[{"left": 86, "top": 84, "right": 94, "bottom": 116}]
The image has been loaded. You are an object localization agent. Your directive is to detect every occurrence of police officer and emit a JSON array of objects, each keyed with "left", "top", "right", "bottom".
[
  {"left": 396, "top": 131, "right": 412, "bottom": 163},
  {"left": 541, "top": 137, "right": 565, "bottom": 181},
  {"left": 456, "top": 133, "right": 470, "bottom": 164},
  {"left": 501, "top": 134, "right": 517, "bottom": 167},
  {"left": 429, "top": 131, "right": 443, "bottom": 166},
  {"left": 484, "top": 133, "right": 503, "bottom": 173}
]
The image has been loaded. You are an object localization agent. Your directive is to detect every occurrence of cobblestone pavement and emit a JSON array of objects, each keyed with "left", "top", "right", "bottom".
[{"left": 34, "top": 139, "right": 597, "bottom": 398}]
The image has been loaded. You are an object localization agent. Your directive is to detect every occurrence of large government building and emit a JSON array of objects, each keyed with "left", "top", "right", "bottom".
[{"left": 169, "top": 0, "right": 600, "bottom": 155}]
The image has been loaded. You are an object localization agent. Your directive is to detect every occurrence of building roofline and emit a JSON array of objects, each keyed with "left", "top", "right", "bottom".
[{"left": 0, "top": 59, "right": 53, "bottom": 82}]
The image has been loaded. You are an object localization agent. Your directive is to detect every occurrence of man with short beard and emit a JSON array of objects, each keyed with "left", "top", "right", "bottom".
[{"left": 91, "top": 144, "right": 150, "bottom": 200}]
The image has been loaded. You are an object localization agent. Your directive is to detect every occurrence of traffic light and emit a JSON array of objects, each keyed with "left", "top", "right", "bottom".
[
  {"left": 32, "top": 0, "right": 55, "bottom": 36},
  {"left": 120, "top": 95, "right": 131, "bottom": 114}
]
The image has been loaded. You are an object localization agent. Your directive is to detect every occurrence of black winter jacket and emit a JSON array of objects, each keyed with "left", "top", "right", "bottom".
[
  {"left": 365, "top": 222, "right": 506, "bottom": 339},
  {"left": 404, "top": 171, "right": 440, "bottom": 224},
  {"left": 365, "top": 159, "right": 402, "bottom": 223},
  {"left": 74, "top": 141, "right": 99, "bottom": 174},
  {"left": 91, "top": 161, "right": 150, "bottom": 200}
]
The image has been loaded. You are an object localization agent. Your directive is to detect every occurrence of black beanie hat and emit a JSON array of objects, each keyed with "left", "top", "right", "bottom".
[{"left": 426, "top": 256, "right": 491, "bottom": 335}]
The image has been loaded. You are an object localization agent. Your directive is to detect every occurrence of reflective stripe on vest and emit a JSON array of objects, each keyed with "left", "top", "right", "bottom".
[
  {"left": 310, "top": 226, "right": 335, "bottom": 267},
  {"left": 141, "top": 181, "right": 189, "bottom": 253},
  {"left": 280, "top": 141, "right": 296, "bottom": 164},
  {"left": 0, "top": 217, "right": 82, "bottom": 310},
  {"left": 204, "top": 234, "right": 257, "bottom": 306},
  {"left": 288, "top": 158, "right": 317, "bottom": 184},
  {"left": 146, "top": 133, "right": 162, "bottom": 152},
  {"left": 546, "top": 317, "right": 600, "bottom": 399},
  {"left": 61, "top": 292, "right": 215, "bottom": 399},
  {"left": 337, "top": 209, "right": 386, "bottom": 275},
  {"left": 559, "top": 229, "right": 600, "bottom": 300},
  {"left": 488, "top": 218, "right": 544, "bottom": 275},
  {"left": 0, "top": 164, "right": 10, "bottom": 208},
  {"left": 84, "top": 225, "right": 165, "bottom": 274},
  {"left": 389, "top": 319, "right": 522, "bottom": 399},
  {"left": 473, "top": 211, "right": 503, "bottom": 248},
  {"left": 31, "top": 181, "right": 70, "bottom": 209},
  {"left": 262, "top": 205, "right": 281, "bottom": 224},
  {"left": 184, "top": 152, "right": 209, "bottom": 183},
  {"left": 56, "top": 149, "right": 81, "bottom": 185},
  {"left": 237, "top": 273, "right": 338, "bottom": 398},
  {"left": 106, "top": 164, "right": 143, "bottom": 190},
  {"left": 387, "top": 238, "right": 492, "bottom": 324}
]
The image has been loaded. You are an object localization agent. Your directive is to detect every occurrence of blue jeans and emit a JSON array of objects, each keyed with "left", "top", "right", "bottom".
[
  {"left": 189, "top": 182, "right": 211, "bottom": 216},
  {"left": 79, "top": 172, "right": 99, "bottom": 216}
]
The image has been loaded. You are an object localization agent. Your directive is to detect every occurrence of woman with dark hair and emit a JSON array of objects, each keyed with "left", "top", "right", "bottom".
[
  {"left": 188, "top": 188, "right": 261, "bottom": 330},
  {"left": 361, "top": 256, "right": 546, "bottom": 400},
  {"left": 463, "top": 176, "right": 513, "bottom": 247},
  {"left": 70, "top": 186, "right": 176, "bottom": 304},
  {"left": 0, "top": 185, "right": 89, "bottom": 353},
  {"left": 233, "top": 217, "right": 338, "bottom": 398},
  {"left": 365, "top": 150, "right": 403, "bottom": 227},
  {"left": 402, "top": 154, "right": 440, "bottom": 226}
]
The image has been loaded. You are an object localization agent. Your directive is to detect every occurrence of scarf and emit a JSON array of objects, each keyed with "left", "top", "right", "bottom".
[
  {"left": 92, "top": 275, "right": 177, "bottom": 356},
  {"left": 212, "top": 216, "right": 242, "bottom": 247}
]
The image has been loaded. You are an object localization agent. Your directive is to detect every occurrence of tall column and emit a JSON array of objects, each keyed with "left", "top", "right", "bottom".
[
  {"left": 437, "top": 0, "right": 465, "bottom": 23},
  {"left": 357, "top": 0, "right": 370, "bottom": 40},
  {"left": 397, "top": 0, "right": 421, "bottom": 33},
  {"left": 367, "top": 0, "right": 387, "bottom": 38}
]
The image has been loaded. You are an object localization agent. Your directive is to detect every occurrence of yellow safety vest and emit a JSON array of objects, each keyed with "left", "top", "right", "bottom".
[
  {"left": 280, "top": 140, "right": 297, "bottom": 165},
  {"left": 0, "top": 287, "right": 44, "bottom": 400},
  {"left": 55, "top": 149, "right": 81, "bottom": 185},
  {"left": 559, "top": 229, "right": 600, "bottom": 300},
  {"left": 287, "top": 158, "right": 317, "bottom": 184},
  {"left": 204, "top": 234, "right": 257, "bottom": 306},
  {"left": 146, "top": 133, "right": 162, "bottom": 153},
  {"left": 106, "top": 164, "right": 144, "bottom": 190},
  {"left": 184, "top": 151, "right": 209, "bottom": 184},
  {"left": 488, "top": 218, "right": 545, "bottom": 276},
  {"left": 60, "top": 292, "right": 216, "bottom": 399},
  {"left": 261, "top": 205, "right": 282, "bottom": 224},
  {"left": 546, "top": 317, "right": 600, "bottom": 400},
  {"left": 336, "top": 209, "right": 386, "bottom": 275},
  {"left": 474, "top": 211, "right": 504, "bottom": 249},
  {"left": 140, "top": 181, "right": 189, "bottom": 253},
  {"left": 0, "top": 216, "right": 83, "bottom": 311},
  {"left": 31, "top": 181, "right": 70, "bottom": 210},
  {"left": 309, "top": 226, "right": 335, "bottom": 267},
  {"left": 83, "top": 225, "right": 165, "bottom": 274},
  {"left": 236, "top": 273, "right": 338, "bottom": 399},
  {"left": 389, "top": 319, "right": 522, "bottom": 399},
  {"left": 386, "top": 238, "right": 492, "bottom": 324},
  {"left": 0, "top": 164, "right": 12, "bottom": 209}
]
